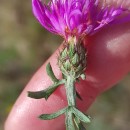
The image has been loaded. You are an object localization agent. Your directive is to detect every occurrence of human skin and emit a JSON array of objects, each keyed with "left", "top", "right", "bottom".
[{"left": 5, "top": 1, "right": 130, "bottom": 130}]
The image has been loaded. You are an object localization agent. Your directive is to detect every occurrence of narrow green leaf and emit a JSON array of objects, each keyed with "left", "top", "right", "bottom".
[
  {"left": 39, "top": 107, "right": 67, "bottom": 120},
  {"left": 28, "top": 80, "right": 65, "bottom": 100},
  {"left": 28, "top": 86, "right": 55, "bottom": 100},
  {"left": 28, "top": 89, "right": 48, "bottom": 99},
  {"left": 46, "top": 63, "right": 59, "bottom": 83},
  {"left": 72, "top": 108, "right": 90, "bottom": 123}
]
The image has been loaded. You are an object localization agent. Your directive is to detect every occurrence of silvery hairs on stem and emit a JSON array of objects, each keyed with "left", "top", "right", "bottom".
[{"left": 28, "top": 0, "right": 130, "bottom": 130}]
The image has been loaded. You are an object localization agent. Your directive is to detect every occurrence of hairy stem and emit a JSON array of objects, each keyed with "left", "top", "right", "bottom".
[{"left": 65, "top": 76, "right": 76, "bottom": 107}]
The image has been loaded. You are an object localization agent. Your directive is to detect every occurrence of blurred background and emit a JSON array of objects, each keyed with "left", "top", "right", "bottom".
[{"left": 0, "top": 1, "right": 130, "bottom": 130}]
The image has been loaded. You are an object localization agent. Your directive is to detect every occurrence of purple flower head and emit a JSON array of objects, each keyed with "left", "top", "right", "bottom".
[{"left": 32, "top": 0, "right": 130, "bottom": 40}]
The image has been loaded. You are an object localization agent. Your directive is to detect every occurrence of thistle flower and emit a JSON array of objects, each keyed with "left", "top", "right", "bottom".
[
  {"left": 29, "top": 1, "right": 130, "bottom": 130},
  {"left": 32, "top": 0, "right": 130, "bottom": 40}
]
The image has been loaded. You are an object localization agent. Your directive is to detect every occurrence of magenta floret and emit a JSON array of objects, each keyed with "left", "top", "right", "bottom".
[{"left": 32, "top": 0, "right": 130, "bottom": 39}]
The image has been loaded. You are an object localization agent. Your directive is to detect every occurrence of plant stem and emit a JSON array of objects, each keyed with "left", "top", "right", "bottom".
[{"left": 65, "top": 76, "right": 76, "bottom": 107}]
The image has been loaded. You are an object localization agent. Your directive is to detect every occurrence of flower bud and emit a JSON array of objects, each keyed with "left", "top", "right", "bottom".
[{"left": 58, "top": 37, "right": 87, "bottom": 79}]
